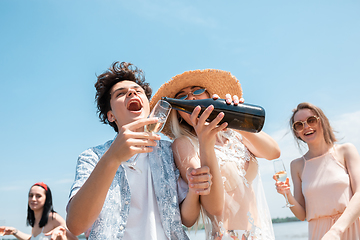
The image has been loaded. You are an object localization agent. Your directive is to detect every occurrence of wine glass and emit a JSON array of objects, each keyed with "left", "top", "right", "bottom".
[
  {"left": 273, "top": 159, "right": 294, "bottom": 208},
  {"left": 123, "top": 100, "right": 171, "bottom": 172}
]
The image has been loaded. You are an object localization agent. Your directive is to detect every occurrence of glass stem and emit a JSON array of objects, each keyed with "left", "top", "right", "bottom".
[{"left": 284, "top": 192, "right": 294, "bottom": 208}]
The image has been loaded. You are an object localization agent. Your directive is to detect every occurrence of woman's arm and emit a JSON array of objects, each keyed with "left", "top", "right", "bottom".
[
  {"left": 173, "top": 137, "right": 214, "bottom": 227},
  {"left": 214, "top": 93, "right": 280, "bottom": 160},
  {"left": 287, "top": 159, "right": 307, "bottom": 220},
  {"left": 172, "top": 138, "right": 202, "bottom": 227},
  {"left": 322, "top": 143, "right": 360, "bottom": 239},
  {"left": 190, "top": 105, "right": 225, "bottom": 216},
  {"left": 240, "top": 131, "right": 281, "bottom": 160},
  {"left": 274, "top": 158, "right": 306, "bottom": 220},
  {"left": 0, "top": 226, "right": 31, "bottom": 240},
  {"left": 178, "top": 166, "right": 212, "bottom": 227}
]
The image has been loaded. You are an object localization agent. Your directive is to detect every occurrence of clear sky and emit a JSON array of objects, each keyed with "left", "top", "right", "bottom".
[{"left": 1, "top": 0, "right": 360, "bottom": 236}]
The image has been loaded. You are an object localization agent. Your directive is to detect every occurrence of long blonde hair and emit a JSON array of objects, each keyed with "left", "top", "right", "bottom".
[{"left": 168, "top": 110, "right": 199, "bottom": 149}]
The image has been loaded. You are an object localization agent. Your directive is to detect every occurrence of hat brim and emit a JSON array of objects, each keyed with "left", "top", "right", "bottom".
[{"left": 150, "top": 69, "right": 242, "bottom": 138}]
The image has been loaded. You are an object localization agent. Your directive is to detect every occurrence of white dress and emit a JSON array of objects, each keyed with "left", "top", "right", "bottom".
[
  {"left": 30, "top": 228, "right": 51, "bottom": 240},
  {"left": 202, "top": 130, "right": 274, "bottom": 240}
]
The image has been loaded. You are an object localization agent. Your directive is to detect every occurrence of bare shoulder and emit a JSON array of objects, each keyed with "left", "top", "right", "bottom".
[
  {"left": 337, "top": 142, "right": 357, "bottom": 153},
  {"left": 173, "top": 136, "right": 193, "bottom": 146},
  {"left": 290, "top": 157, "right": 305, "bottom": 177},
  {"left": 172, "top": 136, "right": 199, "bottom": 169},
  {"left": 172, "top": 136, "right": 197, "bottom": 154},
  {"left": 48, "top": 212, "right": 66, "bottom": 226},
  {"left": 291, "top": 157, "right": 304, "bottom": 168},
  {"left": 336, "top": 143, "right": 360, "bottom": 163}
]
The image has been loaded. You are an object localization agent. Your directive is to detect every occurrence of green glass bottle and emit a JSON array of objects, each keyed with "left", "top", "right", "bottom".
[{"left": 162, "top": 97, "right": 265, "bottom": 133}]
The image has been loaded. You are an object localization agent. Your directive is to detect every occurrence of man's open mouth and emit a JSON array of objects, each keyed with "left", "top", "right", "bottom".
[{"left": 127, "top": 99, "right": 142, "bottom": 111}]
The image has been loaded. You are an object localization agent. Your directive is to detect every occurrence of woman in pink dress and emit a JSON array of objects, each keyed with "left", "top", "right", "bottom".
[{"left": 275, "top": 102, "right": 360, "bottom": 240}]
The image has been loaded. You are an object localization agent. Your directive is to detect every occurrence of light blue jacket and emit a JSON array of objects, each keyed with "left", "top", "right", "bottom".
[{"left": 69, "top": 139, "right": 189, "bottom": 240}]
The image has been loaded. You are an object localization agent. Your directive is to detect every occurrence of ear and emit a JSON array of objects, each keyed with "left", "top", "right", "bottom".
[{"left": 107, "top": 110, "right": 116, "bottom": 123}]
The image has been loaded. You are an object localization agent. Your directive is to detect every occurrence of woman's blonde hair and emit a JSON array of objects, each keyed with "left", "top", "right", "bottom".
[
  {"left": 290, "top": 102, "right": 337, "bottom": 145},
  {"left": 169, "top": 110, "right": 199, "bottom": 149}
]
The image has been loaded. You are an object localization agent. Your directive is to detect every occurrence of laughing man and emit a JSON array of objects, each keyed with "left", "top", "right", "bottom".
[{"left": 66, "top": 62, "right": 196, "bottom": 240}]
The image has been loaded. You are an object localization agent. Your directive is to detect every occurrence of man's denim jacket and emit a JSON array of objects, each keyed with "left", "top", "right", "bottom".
[{"left": 68, "top": 139, "right": 189, "bottom": 240}]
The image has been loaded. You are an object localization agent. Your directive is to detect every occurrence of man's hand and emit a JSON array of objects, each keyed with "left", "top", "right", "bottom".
[
  {"left": 187, "top": 166, "right": 212, "bottom": 195},
  {"left": 107, "top": 117, "right": 162, "bottom": 164}
]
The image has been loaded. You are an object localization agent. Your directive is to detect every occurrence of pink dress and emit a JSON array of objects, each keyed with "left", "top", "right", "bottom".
[{"left": 302, "top": 145, "right": 360, "bottom": 239}]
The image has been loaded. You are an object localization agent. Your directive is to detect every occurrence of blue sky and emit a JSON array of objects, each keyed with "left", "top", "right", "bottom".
[{"left": 1, "top": 0, "right": 360, "bottom": 236}]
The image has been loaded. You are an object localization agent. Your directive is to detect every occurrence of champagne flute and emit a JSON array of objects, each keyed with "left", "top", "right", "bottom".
[
  {"left": 123, "top": 100, "right": 171, "bottom": 172},
  {"left": 273, "top": 159, "right": 294, "bottom": 208}
]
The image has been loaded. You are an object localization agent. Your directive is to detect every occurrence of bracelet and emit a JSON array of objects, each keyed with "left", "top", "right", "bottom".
[{"left": 13, "top": 229, "right": 18, "bottom": 235}]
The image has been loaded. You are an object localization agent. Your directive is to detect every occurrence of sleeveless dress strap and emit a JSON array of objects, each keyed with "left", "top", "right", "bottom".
[
  {"left": 329, "top": 144, "right": 337, "bottom": 153},
  {"left": 328, "top": 144, "right": 347, "bottom": 170}
]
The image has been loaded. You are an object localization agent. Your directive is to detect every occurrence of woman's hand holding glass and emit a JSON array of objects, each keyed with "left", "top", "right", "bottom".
[
  {"left": 273, "top": 159, "right": 294, "bottom": 208},
  {"left": 273, "top": 174, "right": 291, "bottom": 195}
]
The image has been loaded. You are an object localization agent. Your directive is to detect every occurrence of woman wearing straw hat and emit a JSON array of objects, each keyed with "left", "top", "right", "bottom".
[{"left": 150, "top": 69, "right": 280, "bottom": 240}]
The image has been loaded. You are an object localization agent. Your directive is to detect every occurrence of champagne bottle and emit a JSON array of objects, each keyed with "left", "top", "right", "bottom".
[{"left": 162, "top": 97, "right": 265, "bottom": 133}]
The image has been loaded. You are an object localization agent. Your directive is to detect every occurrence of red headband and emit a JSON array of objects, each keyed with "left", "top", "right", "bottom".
[{"left": 33, "top": 182, "right": 48, "bottom": 191}]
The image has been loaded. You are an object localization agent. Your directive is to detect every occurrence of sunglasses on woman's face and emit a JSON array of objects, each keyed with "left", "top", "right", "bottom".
[
  {"left": 175, "top": 88, "right": 207, "bottom": 100},
  {"left": 292, "top": 116, "right": 320, "bottom": 132}
]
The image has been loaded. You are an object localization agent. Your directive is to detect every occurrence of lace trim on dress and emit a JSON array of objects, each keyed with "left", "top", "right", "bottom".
[
  {"left": 215, "top": 130, "right": 256, "bottom": 187},
  {"left": 214, "top": 212, "right": 262, "bottom": 239},
  {"left": 199, "top": 130, "right": 274, "bottom": 239}
]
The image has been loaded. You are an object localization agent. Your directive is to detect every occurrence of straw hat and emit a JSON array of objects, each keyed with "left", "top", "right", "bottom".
[{"left": 150, "top": 69, "right": 243, "bottom": 138}]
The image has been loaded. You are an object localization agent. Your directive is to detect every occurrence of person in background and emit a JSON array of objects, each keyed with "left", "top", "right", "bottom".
[
  {"left": 0, "top": 182, "right": 77, "bottom": 240},
  {"left": 66, "top": 62, "right": 211, "bottom": 240},
  {"left": 150, "top": 69, "right": 280, "bottom": 240},
  {"left": 274, "top": 102, "right": 360, "bottom": 240}
]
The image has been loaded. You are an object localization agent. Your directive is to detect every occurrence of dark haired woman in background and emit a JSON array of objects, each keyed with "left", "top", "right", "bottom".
[{"left": 0, "top": 182, "right": 77, "bottom": 240}]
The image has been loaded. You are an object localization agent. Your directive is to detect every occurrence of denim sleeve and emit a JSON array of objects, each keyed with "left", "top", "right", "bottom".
[{"left": 68, "top": 148, "right": 99, "bottom": 201}]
